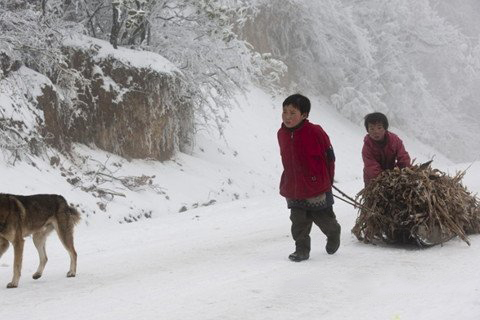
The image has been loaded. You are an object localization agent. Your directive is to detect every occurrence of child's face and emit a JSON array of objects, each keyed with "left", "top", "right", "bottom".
[
  {"left": 367, "top": 122, "right": 386, "bottom": 141},
  {"left": 282, "top": 104, "right": 307, "bottom": 128}
]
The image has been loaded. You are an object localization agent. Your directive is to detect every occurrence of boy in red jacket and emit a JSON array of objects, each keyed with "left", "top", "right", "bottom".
[
  {"left": 278, "top": 94, "right": 341, "bottom": 262},
  {"left": 362, "top": 112, "right": 411, "bottom": 185}
]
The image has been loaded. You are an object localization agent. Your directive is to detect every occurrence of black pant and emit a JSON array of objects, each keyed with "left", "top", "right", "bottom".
[{"left": 289, "top": 206, "right": 340, "bottom": 254}]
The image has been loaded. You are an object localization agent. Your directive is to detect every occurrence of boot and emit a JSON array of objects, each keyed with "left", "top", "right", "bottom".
[
  {"left": 326, "top": 228, "right": 341, "bottom": 255},
  {"left": 288, "top": 251, "right": 309, "bottom": 262}
]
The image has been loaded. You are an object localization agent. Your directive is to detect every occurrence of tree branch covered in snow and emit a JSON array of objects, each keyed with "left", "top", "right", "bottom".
[
  {"left": 0, "top": 1, "right": 84, "bottom": 79},
  {"left": 145, "top": 0, "right": 285, "bottom": 135}
]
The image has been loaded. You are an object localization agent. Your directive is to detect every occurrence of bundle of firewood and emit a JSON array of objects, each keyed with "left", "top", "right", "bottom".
[{"left": 352, "top": 162, "right": 480, "bottom": 246}]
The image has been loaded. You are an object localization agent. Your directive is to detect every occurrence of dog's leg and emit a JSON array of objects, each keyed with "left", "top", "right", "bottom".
[
  {"left": 54, "top": 221, "right": 77, "bottom": 278},
  {"left": 32, "top": 226, "right": 53, "bottom": 280},
  {"left": 7, "top": 237, "right": 24, "bottom": 288},
  {"left": 0, "top": 237, "right": 9, "bottom": 258}
]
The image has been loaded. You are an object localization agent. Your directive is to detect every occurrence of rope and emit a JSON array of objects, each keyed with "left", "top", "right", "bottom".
[
  {"left": 332, "top": 185, "right": 363, "bottom": 207},
  {"left": 332, "top": 185, "right": 377, "bottom": 214},
  {"left": 332, "top": 194, "right": 358, "bottom": 208}
]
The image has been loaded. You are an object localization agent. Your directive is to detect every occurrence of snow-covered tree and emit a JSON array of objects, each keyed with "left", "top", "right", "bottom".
[
  {"left": 241, "top": 0, "right": 480, "bottom": 162},
  {"left": 342, "top": 0, "right": 480, "bottom": 161},
  {"left": 0, "top": 1, "right": 87, "bottom": 79},
  {"left": 147, "top": 0, "right": 285, "bottom": 135},
  {"left": 4, "top": 0, "right": 479, "bottom": 162}
]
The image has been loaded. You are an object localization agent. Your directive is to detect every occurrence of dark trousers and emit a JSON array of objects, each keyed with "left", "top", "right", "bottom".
[{"left": 290, "top": 206, "right": 340, "bottom": 254}]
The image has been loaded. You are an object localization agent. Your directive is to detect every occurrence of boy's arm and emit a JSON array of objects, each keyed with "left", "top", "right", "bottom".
[
  {"left": 362, "top": 144, "right": 382, "bottom": 183},
  {"left": 322, "top": 132, "right": 335, "bottom": 185},
  {"left": 315, "top": 126, "right": 335, "bottom": 184},
  {"left": 326, "top": 145, "right": 335, "bottom": 184},
  {"left": 396, "top": 139, "right": 411, "bottom": 168}
]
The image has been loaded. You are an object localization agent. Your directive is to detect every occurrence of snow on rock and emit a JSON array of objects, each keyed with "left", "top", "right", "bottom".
[
  {"left": 41, "top": 34, "right": 194, "bottom": 162},
  {"left": 63, "top": 34, "right": 178, "bottom": 74}
]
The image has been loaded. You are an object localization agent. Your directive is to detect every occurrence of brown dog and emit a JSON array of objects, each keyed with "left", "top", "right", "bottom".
[{"left": 0, "top": 193, "right": 80, "bottom": 288}]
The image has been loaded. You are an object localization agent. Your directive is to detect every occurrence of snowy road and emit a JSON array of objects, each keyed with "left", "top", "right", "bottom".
[{"left": 2, "top": 191, "right": 480, "bottom": 320}]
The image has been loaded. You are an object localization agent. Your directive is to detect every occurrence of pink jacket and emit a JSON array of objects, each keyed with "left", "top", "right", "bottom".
[{"left": 362, "top": 131, "right": 411, "bottom": 184}]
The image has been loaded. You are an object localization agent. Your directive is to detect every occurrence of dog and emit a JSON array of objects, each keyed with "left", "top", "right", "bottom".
[{"left": 0, "top": 193, "right": 80, "bottom": 288}]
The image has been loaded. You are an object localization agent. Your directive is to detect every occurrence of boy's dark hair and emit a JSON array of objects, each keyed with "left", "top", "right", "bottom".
[
  {"left": 364, "top": 112, "right": 389, "bottom": 131},
  {"left": 283, "top": 94, "right": 310, "bottom": 116}
]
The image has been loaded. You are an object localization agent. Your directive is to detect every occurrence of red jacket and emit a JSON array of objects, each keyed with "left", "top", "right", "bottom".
[
  {"left": 278, "top": 120, "right": 335, "bottom": 199},
  {"left": 362, "top": 131, "right": 411, "bottom": 184}
]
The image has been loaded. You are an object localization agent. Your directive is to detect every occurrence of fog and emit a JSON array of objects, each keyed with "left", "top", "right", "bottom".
[{"left": 242, "top": 0, "right": 480, "bottom": 163}]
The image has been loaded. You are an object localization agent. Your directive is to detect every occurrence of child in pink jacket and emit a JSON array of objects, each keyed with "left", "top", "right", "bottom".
[{"left": 362, "top": 112, "right": 411, "bottom": 185}]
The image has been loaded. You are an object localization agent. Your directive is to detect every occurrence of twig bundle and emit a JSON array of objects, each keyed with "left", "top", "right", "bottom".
[{"left": 352, "top": 163, "right": 480, "bottom": 246}]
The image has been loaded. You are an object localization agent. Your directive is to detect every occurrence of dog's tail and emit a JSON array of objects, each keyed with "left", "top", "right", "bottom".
[
  {"left": 55, "top": 195, "right": 82, "bottom": 226},
  {"left": 67, "top": 204, "right": 81, "bottom": 225}
]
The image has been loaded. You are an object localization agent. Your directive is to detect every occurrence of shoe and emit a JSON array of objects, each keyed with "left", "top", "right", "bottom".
[
  {"left": 326, "top": 231, "right": 340, "bottom": 255},
  {"left": 288, "top": 252, "right": 309, "bottom": 262}
]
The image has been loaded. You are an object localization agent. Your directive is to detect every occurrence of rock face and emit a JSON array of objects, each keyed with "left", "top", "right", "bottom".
[{"left": 40, "top": 38, "right": 193, "bottom": 161}]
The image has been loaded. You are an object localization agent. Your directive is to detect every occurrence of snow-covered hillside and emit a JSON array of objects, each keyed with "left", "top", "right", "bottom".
[{"left": 2, "top": 87, "right": 479, "bottom": 320}]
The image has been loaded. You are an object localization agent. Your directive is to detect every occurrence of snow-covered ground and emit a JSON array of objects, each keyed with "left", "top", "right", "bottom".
[{"left": 1, "top": 87, "right": 479, "bottom": 320}]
